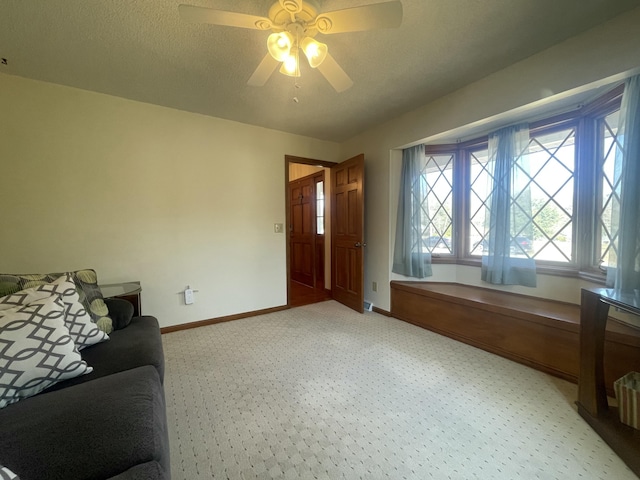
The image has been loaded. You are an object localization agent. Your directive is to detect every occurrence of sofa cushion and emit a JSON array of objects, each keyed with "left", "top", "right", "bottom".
[
  {"left": 0, "top": 269, "right": 113, "bottom": 334},
  {"left": 0, "top": 274, "right": 109, "bottom": 349},
  {"left": 44, "top": 316, "right": 165, "bottom": 393},
  {"left": 81, "top": 316, "right": 165, "bottom": 382},
  {"left": 0, "top": 295, "right": 92, "bottom": 408},
  {"left": 107, "top": 461, "right": 169, "bottom": 480},
  {"left": 0, "top": 366, "right": 169, "bottom": 480}
]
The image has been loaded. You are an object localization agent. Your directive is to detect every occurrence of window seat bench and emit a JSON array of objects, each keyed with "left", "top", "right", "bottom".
[{"left": 390, "top": 281, "right": 640, "bottom": 393}]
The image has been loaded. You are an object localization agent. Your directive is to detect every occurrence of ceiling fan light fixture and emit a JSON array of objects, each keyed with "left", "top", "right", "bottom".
[
  {"left": 279, "top": 50, "right": 300, "bottom": 77},
  {"left": 267, "top": 31, "right": 294, "bottom": 61},
  {"left": 178, "top": 0, "right": 404, "bottom": 92},
  {"left": 300, "top": 36, "right": 327, "bottom": 68}
]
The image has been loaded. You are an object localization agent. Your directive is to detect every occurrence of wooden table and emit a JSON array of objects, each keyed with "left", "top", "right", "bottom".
[{"left": 577, "top": 288, "right": 640, "bottom": 476}]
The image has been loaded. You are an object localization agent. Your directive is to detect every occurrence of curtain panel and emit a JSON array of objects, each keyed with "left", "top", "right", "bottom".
[
  {"left": 607, "top": 75, "right": 640, "bottom": 292},
  {"left": 392, "top": 145, "right": 432, "bottom": 278},
  {"left": 481, "top": 124, "right": 537, "bottom": 287}
]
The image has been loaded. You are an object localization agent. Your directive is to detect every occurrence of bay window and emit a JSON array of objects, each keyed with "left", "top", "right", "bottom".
[{"left": 410, "top": 84, "right": 624, "bottom": 280}]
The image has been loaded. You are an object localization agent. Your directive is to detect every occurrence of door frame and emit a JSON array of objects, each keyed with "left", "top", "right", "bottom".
[{"left": 285, "top": 155, "right": 337, "bottom": 307}]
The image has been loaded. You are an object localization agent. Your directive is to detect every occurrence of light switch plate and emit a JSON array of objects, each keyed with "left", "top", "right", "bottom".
[{"left": 274, "top": 223, "right": 284, "bottom": 233}]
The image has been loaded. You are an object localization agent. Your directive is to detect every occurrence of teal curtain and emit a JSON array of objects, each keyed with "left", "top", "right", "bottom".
[
  {"left": 481, "top": 124, "right": 537, "bottom": 287},
  {"left": 607, "top": 75, "right": 640, "bottom": 291},
  {"left": 392, "top": 145, "right": 432, "bottom": 278}
]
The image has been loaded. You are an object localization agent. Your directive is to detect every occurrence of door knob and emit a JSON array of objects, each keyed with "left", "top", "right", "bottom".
[{"left": 355, "top": 242, "right": 367, "bottom": 247}]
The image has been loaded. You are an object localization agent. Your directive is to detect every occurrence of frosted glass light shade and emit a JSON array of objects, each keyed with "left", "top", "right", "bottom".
[
  {"left": 267, "top": 32, "right": 294, "bottom": 62},
  {"left": 300, "top": 37, "right": 327, "bottom": 68},
  {"left": 279, "top": 53, "right": 300, "bottom": 77}
]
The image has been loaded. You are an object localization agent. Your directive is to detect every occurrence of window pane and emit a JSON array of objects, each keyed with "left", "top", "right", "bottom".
[
  {"left": 316, "top": 180, "right": 325, "bottom": 235},
  {"left": 468, "top": 128, "right": 576, "bottom": 263},
  {"left": 420, "top": 154, "right": 453, "bottom": 254},
  {"left": 598, "top": 110, "right": 621, "bottom": 268},
  {"left": 469, "top": 149, "right": 490, "bottom": 255},
  {"left": 526, "top": 128, "right": 575, "bottom": 262}
]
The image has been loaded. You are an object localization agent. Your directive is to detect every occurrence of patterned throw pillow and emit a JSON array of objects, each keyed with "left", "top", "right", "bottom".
[
  {"left": 0, "top": 466, "right": 20, "bottom": 480},
  {"left": 0, "top": 295, "right": 93, "bottom": 409},
  {"left": 0, "top": 282, "right": 20, "bottom": 297},
  {"left": 0, "top": 269, "right": 113, "bottom": 334},
  {"left": 0, "top": 274, "right": 109, "bottom": 350}
]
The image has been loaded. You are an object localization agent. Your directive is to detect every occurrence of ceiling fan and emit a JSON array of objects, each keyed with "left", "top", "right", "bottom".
[{"left": 178, "top": 0, "right": 403, "bottom": 92}]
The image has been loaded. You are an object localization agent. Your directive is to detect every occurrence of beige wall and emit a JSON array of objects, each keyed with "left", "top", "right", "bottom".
[
  {"left": 0, "top": 74, "right": 339, "bottom": 328},
  {"left": 340, "top": 7, "right": 640, "bottom": 311},
  {"left": 3, "top": 7, "right": 640, "bottom": 325}
]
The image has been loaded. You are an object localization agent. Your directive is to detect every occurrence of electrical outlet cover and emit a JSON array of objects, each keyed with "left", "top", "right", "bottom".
[{"left": 184, "top": 288, "right": 194, "bottom": 305}]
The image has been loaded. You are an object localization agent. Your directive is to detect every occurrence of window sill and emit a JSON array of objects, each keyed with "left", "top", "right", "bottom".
[
  {"left": 432, "top": 257, "right": 608, "bottom": 284},
  {"left": 429, "top": 255, "right": 457, "bottom": 264}
]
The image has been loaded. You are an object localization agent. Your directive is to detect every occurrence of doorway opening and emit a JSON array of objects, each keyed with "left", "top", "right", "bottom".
[{"left": 285, "top": 155, "right": 335, "bottom": 307}]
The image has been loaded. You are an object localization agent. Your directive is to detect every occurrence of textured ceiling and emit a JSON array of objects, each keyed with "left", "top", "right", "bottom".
[{"left": 1, "top": 0, "right": 639, "bottom": 142}]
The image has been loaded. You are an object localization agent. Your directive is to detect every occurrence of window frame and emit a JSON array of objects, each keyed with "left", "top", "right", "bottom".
[
  {"left": 422, "top": 85, "right": 624, "bottom": 281},
  {"left": 418, "top": 147, "right": 457, "bottom": 259}
]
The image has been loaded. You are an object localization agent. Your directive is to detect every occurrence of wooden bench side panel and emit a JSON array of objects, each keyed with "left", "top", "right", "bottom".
[
  {"left": 391, "top": 286, "right": 579, "bottom": 381},
  {"left": 390, "top": 282, "right": 640, "bottom": 393}
]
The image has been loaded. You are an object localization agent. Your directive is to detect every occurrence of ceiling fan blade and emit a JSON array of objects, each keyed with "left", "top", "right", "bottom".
[
  {"left": 178, "top": 4, "right": 271, "bottom": 30},
  {"left": 317, "top": 53, "right": 353, "bottom": 93},
  {"left": 315, "top": 1, "right": 403, "bottom": 34},
  {"left": 247, "top": 54, "right": 280, "bottom": 87}
]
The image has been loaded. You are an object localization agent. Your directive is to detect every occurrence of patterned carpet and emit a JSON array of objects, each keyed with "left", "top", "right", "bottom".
[{"left": 162, "top": 301, "right": 635, "bottom": 479}]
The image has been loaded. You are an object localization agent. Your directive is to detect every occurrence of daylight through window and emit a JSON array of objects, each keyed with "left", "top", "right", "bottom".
[{"left": 416, "top": 84, "right": 623, "bottom": 277}]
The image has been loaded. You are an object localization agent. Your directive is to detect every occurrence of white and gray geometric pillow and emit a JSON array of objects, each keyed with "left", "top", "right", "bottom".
[
  {"left": 0, "top": 274, "right": 109, "bottom": 350},
  {"left": 0, "top": 295, "right": 93, "bottom": 409},
  {"left": 0, "top": 270, "right": 113, "bottom": 334},
  {"left": 0, "top": 466, "right": 20, "bottom": 480}
]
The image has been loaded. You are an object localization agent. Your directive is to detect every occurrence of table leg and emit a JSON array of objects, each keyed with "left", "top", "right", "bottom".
[{"left": 578, "top": 289, "right": 610, "bottom": 416}]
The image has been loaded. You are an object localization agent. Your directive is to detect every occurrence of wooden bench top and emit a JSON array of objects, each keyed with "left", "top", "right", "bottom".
[
  {"left": 392, "top": 281, "right": 579, "bottom": 321},
  {"left": 391, "top": 281, "right": 640, "bottom": 343}
]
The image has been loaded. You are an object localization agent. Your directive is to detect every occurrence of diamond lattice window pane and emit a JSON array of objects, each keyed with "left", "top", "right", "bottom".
[
  {"left": 599, "top": 110, "right": 621, "bottom": 268},
  {"left": 420, "top": 154, "right": 454, "bottom": 254},
  {"left": 468, "top": 128, "right": 576, "bottom": 263},
  {"left": 469, "top": 149, "right": 491, "bottom": 255},
  {"left": 524, "top": 128, "right": 576, "bottom": 262}
]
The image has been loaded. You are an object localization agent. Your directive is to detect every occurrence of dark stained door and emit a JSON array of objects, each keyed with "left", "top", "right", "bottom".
[
  {"left": 331, "top": 154, "right": 365, "bottom": 313},
  {"left": 290, "top": 176, "right": 315, "bottom": 287}
]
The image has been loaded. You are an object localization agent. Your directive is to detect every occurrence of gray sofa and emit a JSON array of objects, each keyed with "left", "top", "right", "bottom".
[{"left": 0, "top": 299, "right": 170, "bottom": 480}]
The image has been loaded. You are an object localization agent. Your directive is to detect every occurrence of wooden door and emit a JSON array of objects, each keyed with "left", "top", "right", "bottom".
[
  {"left": 289, "top": 176, "right": 315, "bottom": 287},
  {"left": 331, "top": 154, "right": 365, "bottom": 313}
]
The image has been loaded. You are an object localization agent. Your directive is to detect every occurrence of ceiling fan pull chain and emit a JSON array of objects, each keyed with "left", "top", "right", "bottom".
[
  {"left": 292, "top": 81, "right": 300, "bottom": 103},
  {"left": 292, "top": 29, "right": 301, "bottom": 103}
]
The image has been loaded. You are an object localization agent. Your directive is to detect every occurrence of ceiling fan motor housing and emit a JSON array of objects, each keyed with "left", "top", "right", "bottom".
[{"left": 269, "top": 0, "right": 320, "bottom": 38}]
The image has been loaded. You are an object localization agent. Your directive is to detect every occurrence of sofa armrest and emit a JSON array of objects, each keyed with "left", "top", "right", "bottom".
[
  {"left": 0, "top": 366, "right": 169, "bottom": 480},
  {"left": 107, "top": 461, "right": 168, "bottom": 479},
  {"left": 104, "top": 297, "right": 134, "bottom": 330}
]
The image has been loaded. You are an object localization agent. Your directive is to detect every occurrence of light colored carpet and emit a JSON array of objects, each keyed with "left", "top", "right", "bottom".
[{"left": 162, "top": 300, "right": 635, "bottom": 479}]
